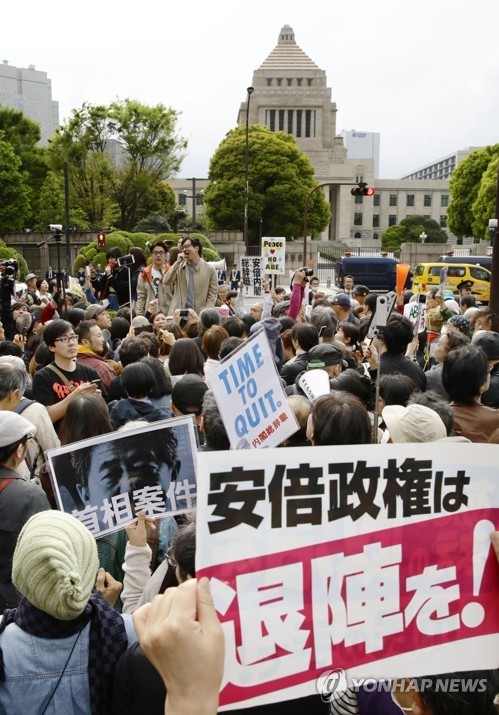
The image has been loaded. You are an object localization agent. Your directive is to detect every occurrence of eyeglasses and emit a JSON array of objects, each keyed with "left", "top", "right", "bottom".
[
  {"left": 54, "top": 334, "right": 78, "bottom": 344},
  {"left": 152, "top": 251, "right": 166, "bottom": 256},
  {"left": 165, "top": 548, "right": 178, "bottom": 569}
]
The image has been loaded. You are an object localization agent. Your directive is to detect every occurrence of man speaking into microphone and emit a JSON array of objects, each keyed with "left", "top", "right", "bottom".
[{"left": 164, "top": 236, "right": 218, "bottom": 315}]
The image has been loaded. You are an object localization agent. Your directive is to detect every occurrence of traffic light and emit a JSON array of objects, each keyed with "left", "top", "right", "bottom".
[
  {"left": 97, "top": 231, "right": 106, "bottom": 248},
  {"left": 351, "top": 182, "right": 375, "bottom": 197}
]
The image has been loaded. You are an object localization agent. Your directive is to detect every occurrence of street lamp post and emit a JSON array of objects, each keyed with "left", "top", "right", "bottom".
[
  {"left": 303, "top": 181, "right": 372, "bottom": 262},
  {"left": 244, "top": 86, "right": 254, "bottom": 249},
  {"left": 183, "top": 178, "right": 205, "bottom": 231}
]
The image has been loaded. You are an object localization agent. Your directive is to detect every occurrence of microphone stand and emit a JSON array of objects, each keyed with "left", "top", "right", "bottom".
[{"left": 37, "top": 229, "right": 67, "bottom": 318}]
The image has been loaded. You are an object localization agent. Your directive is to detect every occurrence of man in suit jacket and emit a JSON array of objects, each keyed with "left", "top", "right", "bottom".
[{"left": 164, "top": 237, "right": 217, "bottom": 315}]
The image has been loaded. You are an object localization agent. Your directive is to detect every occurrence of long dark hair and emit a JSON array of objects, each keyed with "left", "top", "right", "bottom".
[
  {"left": 59, "top": 393, "right": 114, "bottom": 445},
  {"left": 168, "top": 338, "right": 205, "bottom": 377}
]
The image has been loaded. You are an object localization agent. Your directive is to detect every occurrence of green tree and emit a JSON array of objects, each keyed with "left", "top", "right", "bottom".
[
  {"left": 48, "top": 100, "right": 187, "bottom": 231},
  {"left": 447, "top": 145, "right": 499, "bottom": 239},
  {"left": 0, "top": 108, "right": 48, "bottom": 226},
  {"left": 381, "top": 215, "right": 447, "bottom": 250},
  {"left": 471, "top": 155, "right": 498, "bottom": 240},
  {"left": 0, "top": 136, "right": 31, "bottom": 231},
  {"left": 205, "top": 125, "right": 330, "bottom": 243}
]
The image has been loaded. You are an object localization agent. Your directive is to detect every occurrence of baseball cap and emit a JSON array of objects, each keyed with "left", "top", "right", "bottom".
[
  {"left": 306, "top": 343, "right": 345, "bottom": 368},
  {"left": 84, "top": 304, "right": 107, "bottom": 320},
  {"left": 382, "top": 404, "right": 447, "bottom": 443},
  {"left": 472, "top": 330, "right": 499, "bottom": 360},
  {"left": 330, "top": 293, "right": 351, "bottom": 309},
  {"left": 0, "top": 411, "right": 37, "bottom": 447},
  {"left": 171, "top": 374, "right": 209, "bottom": 415}
]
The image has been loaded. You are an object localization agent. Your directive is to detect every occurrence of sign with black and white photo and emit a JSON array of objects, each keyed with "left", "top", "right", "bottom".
[{"left": 45, "top": 416, "right": 197, "bottom": 537}]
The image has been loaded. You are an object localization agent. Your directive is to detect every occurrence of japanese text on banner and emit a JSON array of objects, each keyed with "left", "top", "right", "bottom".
[{"left": 195, "top": 443, "right": 499, "bottom": 710}]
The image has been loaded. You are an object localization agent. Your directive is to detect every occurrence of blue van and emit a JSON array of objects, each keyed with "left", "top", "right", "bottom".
[{"left": 335, "top": 256, "right": 399, "bottom": 292}]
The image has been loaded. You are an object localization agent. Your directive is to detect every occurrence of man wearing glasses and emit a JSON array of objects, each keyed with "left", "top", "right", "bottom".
[
  {"left": 32, "top": 320, "right": 103, "bottom": 431},
  {"left": 136, "top": 241, "right": 171, "bottom": 316}
]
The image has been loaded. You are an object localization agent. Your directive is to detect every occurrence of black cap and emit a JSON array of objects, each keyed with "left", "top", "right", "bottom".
[
  {"left": 171, "top": 374, "right": 209, "bottom": 415},
  {"left": 353, "top": 284, "right": 369, "bottom": 297},
  {"left": 306, "top": 343, "right": 344, "bottom": 368},
  {"left": 457, "top": 280, "right": 474, "bottom": 291}
]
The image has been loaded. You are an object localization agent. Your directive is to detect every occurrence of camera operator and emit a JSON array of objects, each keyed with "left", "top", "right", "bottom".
[
  {"left": 0, "top": 261, "right": 18, "bottom": 341},
  {"left": 90, "top": 247, "right": 129, "bottom": 309}
]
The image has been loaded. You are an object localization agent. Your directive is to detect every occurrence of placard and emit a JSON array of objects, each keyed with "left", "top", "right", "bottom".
[
  {"left": 46, "top": 416, "right": 198, "bottom": 537},
  {"left": 196, "top": 443, "right": 499, "bottom": 710}
]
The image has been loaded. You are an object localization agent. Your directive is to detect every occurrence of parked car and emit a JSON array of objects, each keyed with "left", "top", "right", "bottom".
[
  {"left": 335, "top": 256, "right": 400, "bottom": 292},
  {"left": 437, "top": 254, "right": 492, "bottom": 272},
  {"left": 412, "top": 262, "right": 490, "bottom": 303}
]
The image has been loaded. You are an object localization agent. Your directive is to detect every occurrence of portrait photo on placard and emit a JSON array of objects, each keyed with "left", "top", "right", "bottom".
[{"left": 46, "top": 416, "right": 197, "bottom": 537}]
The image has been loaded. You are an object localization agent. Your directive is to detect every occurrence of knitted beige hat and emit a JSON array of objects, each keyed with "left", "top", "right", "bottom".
[{"left": 12, "top": 511, "right": 98, "bottom": 621}]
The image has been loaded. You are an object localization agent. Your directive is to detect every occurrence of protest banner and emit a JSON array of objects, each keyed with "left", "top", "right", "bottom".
[
  {"left": 196, "top": 443, "right": 499, "bottom": 710},
  {"left": 46, "top": 416, "right": 197, "bottom": 537},
  {"left": 241, "top": 256, "right": 264, "bottom": 298},
  {"left": 209, "top": 328, "right": 299, "bottom": 449},
  {"left": 262, "top": 237, "right": 286, "bottom": 275},
  {"left": 404, "top": 300, "right": 427, "bottom": 334}
]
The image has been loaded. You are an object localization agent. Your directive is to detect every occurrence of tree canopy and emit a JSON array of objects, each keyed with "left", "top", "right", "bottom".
[
  {"left": 47, "top": 100, "right": 187, "bottom": 231},
  {"left": 0, "top": 136, "right": 31, "bottom": 231},
  {"left": 0, "top": 108, "right": 48, "bottom": 228},
  {"left": 205, "top": 125, "right": 331, "bottom": 243},
  {"left": 447, "top": 145, "right": 499, "bottom": 240},
  {"left": 381, "top": 215, "right": 448, "bottom": 251}
]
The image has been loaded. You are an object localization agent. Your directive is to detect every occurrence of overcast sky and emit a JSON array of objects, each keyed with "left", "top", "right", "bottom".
[{"left": 3, "top": 0, "right": 498, "bottom": 180}]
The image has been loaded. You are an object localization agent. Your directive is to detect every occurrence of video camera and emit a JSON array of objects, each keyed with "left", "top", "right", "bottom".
[{"left": 0, "top": 259, "right": 18, "bottom": 278}]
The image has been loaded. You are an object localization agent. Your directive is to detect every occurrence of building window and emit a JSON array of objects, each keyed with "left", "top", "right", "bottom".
[
  {"left": 297, "top": 78, "right": 302, "bottom": 86},
  {"left": 269, "top": 109, "right": 276, "bottom": 132},
  {"left": 266, "top": 78, "right": 272, "bottom": 86},
  {"left": 276, "top": 78, "right": 282, "bottom": 86},
  {"left": 373, "top": 194, "right": 380, "bottom": 207},
  {"left": 440, "top": 215, "right": 447, "bottom": 228},
  {"left": 389, "top": 215, "right": 397, "bottom": 227},
  {"left": 296, "top": 110, "right": 302, "bottom": 137},
  {"left": 287, "top": 78, "right": 292, "bottom": 86},
  {"left": 389, "top": 194, "right": 397, "bottom": 207},
  {"left": 178, "top": 193, "right": 186, "bottom": 206},
  {"left": 287, "top": 110, "right": 293, "bottom": 134},
  {"left": 406, "top": 194, "right": 415, "bottom": 207},
  {"left": 278, "top": 109, "right": 285, "bottom": 131},
  {"left": 424, "top": 194, "right": 432, "bottom": 207},
  {"left": 373, "top": 215, "right": 380, "bottom": 228},
  {"left": 354, "top": 213, "right": 363, "bottom": 226},
  {"left": 307, "top": 78, "right": 313, "bottom": 86},
  {"left": 305, "top": 110, "right": 312, "bottom": 137},
  {"left": 441, "top": 194, "right": 449, "bottom": 207},
  {"left": 354, "top": 194, "right": 363, "bottom": 204}
]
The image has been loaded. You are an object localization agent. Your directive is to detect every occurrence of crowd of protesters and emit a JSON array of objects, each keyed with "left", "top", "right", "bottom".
[{"left": 0, "top": 244, "right": 498, "bottom": 714}]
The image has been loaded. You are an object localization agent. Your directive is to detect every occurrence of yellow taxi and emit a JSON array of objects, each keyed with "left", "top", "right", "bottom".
[{"left": 412, "top": 262, "right": 490, "bottom": 303}]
